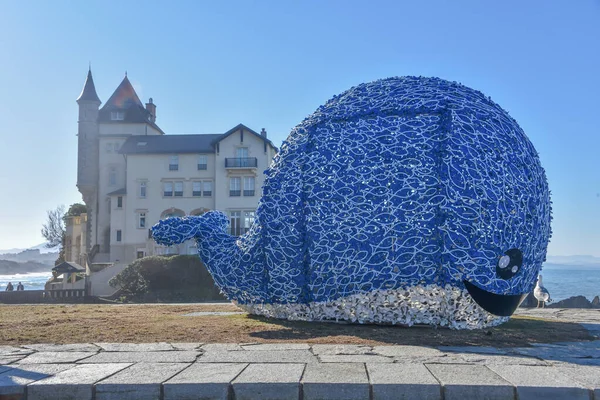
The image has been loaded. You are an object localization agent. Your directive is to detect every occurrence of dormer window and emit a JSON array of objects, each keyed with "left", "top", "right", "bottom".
[{"left": 111, "top": 111, "right": 125, "bottom": 121}]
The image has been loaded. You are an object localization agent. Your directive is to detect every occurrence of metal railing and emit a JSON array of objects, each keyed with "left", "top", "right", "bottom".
[{"left": 225, "top": 157, "right": 258, "bottom": 168}]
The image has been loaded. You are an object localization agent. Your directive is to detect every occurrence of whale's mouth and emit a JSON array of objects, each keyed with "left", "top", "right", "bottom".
[{"left": 463, "top": 280, "right": 527, "bottom": 317}]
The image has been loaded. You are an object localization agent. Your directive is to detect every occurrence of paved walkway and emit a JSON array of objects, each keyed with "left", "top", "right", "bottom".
[{"left": 0, "top": 309, "right": 599, "bottom": 400}]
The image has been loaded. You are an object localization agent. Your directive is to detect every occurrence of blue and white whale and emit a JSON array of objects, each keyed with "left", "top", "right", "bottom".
[{"left": 152, "top": 76, "right": 552, "bottom": 329}]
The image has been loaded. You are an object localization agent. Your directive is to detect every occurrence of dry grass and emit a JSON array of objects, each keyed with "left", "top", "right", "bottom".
[{"left": 0, "top": 303, "right": 593, "bottom": 347}]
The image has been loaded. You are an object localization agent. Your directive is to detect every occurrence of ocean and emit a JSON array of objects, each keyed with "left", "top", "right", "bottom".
[
  {"left": 0, "top": 272, "right": 52, "bottom": 291},
  {"left": 0, "top": 264, "right": 599, "bottom": 302}
]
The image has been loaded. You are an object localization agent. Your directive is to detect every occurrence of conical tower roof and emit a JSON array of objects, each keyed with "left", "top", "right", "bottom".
[
  {"left": 76, "top": 69, "right": 101, "bottom": 103},
  {"left": 100, "top": 75, "right": 143, "bottom": 110}
]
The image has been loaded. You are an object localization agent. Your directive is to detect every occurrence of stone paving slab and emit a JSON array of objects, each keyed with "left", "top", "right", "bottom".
[
  {"left": 95, "top": 362, "right": 190, "bottom": 400},
  {"left": 0, "top": 346, "right": 34, "bottom": 356},
  {"left": 425, "top": 364, "right": 515, "bottom": 400},
  {"left": 0, "top": 364, "right": 74, "bottom": 397},
  {"left": 232, "top": 363, "right": 305, "bottom": 400},
  {"left": 368, "top": 363, "right": 441, "bottom": 400},
  {"left": 302, "top": 363, "right": 369, "bottom": 400},
  {"left": 312, "top": 344, "right": 375, "bottom": 355},
  {"left": 318, "top": 354, "right": 393, "bottom": 363},
  {"left": 16, "top": 351, "right": 96, "bottom": 364},
  {"left": 241, "top": 343, "right": 310, "bottom": 351},
  {"left": 201, "top": 343, "right": 244, "bottom": 351},
  {"left": 94, "top": 342, "right": 175, "bottom": 352},
  {"left": 489, "top": 364, "right": 591, "bottom": 400},
  {"left": 170, "top": 342, "right": 203, "bottom": 351},
  {"left": 163, "top": 362, "right": 247, "bottom": 400},
  {"left": 27, "top": 363, "right": 131, "bottom": 400},
  {"left": 457, "top": 353, "right": 549, "bottom": 366},
  {"left": 198, "top": 349, "right": 318, "bottom": 364},
  {"left": 372, "top": 345, "right": 443, "bottom": 358},
  {"left": 557, "top": 365, "right": 600, "bottom": 397},
  {"left": 0, "top": 355, "right": 26, "bottom": 365},
  {"left": 80, "top": 351, "right": 199, "bottom": 363},
  {"left": 22, "top": 343, "right": 100, "bottom": 352},
  {"left": 439, "top": 346, "right": 507, "bottom": 355}
]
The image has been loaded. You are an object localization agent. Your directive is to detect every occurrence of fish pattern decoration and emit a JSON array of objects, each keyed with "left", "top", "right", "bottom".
[{"left": 152, "top": 76, "right": 552, "bottom": 329}]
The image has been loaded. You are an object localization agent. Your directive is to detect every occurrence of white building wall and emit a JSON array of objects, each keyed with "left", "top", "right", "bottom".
[{"left": 101, "top": 126, "right": 275, "bottom": 265}]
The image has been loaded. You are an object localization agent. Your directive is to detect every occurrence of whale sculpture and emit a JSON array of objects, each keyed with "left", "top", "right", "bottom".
[{"left": 152, "top": 76, "right": 551, "bottom": 329}]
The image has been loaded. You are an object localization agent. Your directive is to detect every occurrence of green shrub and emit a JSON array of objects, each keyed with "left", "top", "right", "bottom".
[{"left": 109, "top": 255, "right": 225, "bottom": 302}]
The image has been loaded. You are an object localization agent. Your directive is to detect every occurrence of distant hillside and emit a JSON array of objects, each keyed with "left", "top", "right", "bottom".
[
  {"left": 0, "top": 242, "right": 59, "bottom": 255},
  {"left": 546, "top": 255, "right": 600, "bottom": 267},
  {"left": 0, "top": 260, "right": 51, "bottom": 275}
]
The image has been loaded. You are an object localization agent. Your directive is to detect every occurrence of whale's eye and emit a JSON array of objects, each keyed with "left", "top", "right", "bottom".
[
  {"left": 498, "top": 255, "right": 510, "bottom": 269},
  {"left": 496, "top": 248, "right": 523, "bottom": 280}
]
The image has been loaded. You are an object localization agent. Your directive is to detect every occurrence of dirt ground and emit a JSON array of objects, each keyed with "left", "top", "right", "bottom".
[{"left": 0, "top": 303, "right": 593, "bottom": 347}]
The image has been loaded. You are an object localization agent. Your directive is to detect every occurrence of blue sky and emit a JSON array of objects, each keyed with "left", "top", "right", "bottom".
[{"left": 0, "top": 1, "right": 598, "bottom": 256}]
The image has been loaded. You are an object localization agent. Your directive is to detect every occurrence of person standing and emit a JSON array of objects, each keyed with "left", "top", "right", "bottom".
[
  {"left": 16, "top": 282, "right": 24, "bottom": 291},
  {"left": 5, "top": 282, "right": 14, "bottom": 291}
]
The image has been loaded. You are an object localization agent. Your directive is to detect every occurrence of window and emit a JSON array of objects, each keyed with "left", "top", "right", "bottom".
[
  {"left": 192, "top": 181, "right": 212, "bottom": 197},
  {"left": 229, "top": 211, "right": 241, "bottom": 236},
  {"left": 163, "top": 182, "right": 173, "bottom": 197},
  {"left": 236, "top": 147, "right": 249, "bottom": 158},
  {"left": 105, "top": 143, "right": 113, "bottom": 153},
  {"left": 117, "top": 196, "right": 123, "bottom": 208},
  {"left": 113, "top": 142, "right": 120, "bottom": 152},
  {"left": 244, "top": 211, "right": 255, "bottom": 232},
  {"left": 139, "top": 181, "right": 147, "bottom": 198},
  {"left": 192, "top": 181, "right": 202, "bottom": 197},
  {"left": 230, "top": 177, "right": 241, "bottom": 196},
  {"left": 198, "top": 155, "right": 207, "bottom": 170},
  {"left": 243, "top": 177, "right": 255, "bottom": 196},
  {"left": 111, "top": 111, "right": 125, "bottom": 121},
  {"left": 108, "top": 167, "right": 117, "bottom": 186},
  {"left": 229, "top": 210, "right": 255, "bottom": 236},
  {"left": 116, "top": 230, "right": 122, "bottom": 242},
  {"left": 174, "top": 181, "right": 183, "bottom": 197},
  {"left": 203, "top": 180, "right": 212, "bottom": 197},
  {"left": 169, "top": 155, "right": 179, "bottom": 171},
  {"left": 136, "top": 250, "right": 145, "bottom": 259},
  {"left": 138, "top": 212, "right": 146, "bottom": 229}
]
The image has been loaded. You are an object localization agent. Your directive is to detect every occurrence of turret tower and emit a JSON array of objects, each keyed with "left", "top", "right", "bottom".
[{"left": 76, "top": 68, "right": 101, "bottom": 254}]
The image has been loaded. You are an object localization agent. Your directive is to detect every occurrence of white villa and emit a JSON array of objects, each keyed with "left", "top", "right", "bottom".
[{"left": 71, "top": 69, "right": 277, "bottom": 294}]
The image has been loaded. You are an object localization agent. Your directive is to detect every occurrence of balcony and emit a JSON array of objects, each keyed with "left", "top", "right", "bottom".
[{"left": 225, "top": 157, "right": 257, "bottom": 168}]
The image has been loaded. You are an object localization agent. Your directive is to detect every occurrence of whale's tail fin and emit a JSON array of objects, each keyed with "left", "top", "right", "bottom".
[{"left": 151, "top": 211, "right": 229, "bottom": 246}]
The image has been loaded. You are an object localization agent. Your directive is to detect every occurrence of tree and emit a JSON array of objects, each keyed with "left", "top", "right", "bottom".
[
  {"left": 41, "top": 205, "right": 66, "bottom": 248},
  {"left": 41, "top": 203, "right": 87, "bottom": 265}
]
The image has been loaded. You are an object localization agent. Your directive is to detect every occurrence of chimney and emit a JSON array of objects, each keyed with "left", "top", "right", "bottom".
[
  {"left": 145, "top": 98, "right": 156, "bottom": 123},
  {"left": 260, "top": 128, "right": 267, "bottom": 138}
]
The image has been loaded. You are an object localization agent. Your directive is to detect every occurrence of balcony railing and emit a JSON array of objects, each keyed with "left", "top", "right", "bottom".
[
  {"left": 243, "top": 190, "right": 255, "bottom": 196},
  {"left": 229, "top": 190, "right": 241, "bottom": 197},
  {"left": 225, "top": 157, "right": 257, "bottom": 168}
]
